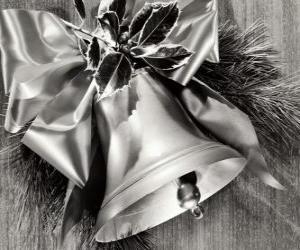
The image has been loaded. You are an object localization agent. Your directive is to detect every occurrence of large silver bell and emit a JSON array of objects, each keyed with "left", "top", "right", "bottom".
[{"left": 93, "top": 70, "right": 245, "bottom": 242}]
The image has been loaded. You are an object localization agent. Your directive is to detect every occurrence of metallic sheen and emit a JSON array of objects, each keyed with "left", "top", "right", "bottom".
[{"left": 0, "top": 1, "right": 282, "bottom": 243}]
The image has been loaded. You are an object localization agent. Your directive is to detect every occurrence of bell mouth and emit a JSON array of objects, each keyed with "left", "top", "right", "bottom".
[{"left": 95, "top": 144, "right": 246, "bottom": 243}]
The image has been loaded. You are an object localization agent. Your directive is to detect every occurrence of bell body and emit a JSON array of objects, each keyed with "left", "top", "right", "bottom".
[{"left": 94, "top": 70, "right": 246, "bottom": 242}]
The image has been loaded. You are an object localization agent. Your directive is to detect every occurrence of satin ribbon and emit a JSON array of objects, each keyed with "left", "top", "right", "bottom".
[
  {"left": 0, "top": 0, "right": 283, "bottom": 243},
  {"left": 0, "top": 0, "right": 220, "bottom": 188}
]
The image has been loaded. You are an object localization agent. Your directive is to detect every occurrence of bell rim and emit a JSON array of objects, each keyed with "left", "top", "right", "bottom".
[
  {"left": 94, "top": 144, "right": 246, "bottom": 242},
  {"left": 101, "top": 142, "right": 223, "bottom": 207}
]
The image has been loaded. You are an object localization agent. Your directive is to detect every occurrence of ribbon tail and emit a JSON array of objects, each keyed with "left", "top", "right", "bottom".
[
  {"left": 60, "top": 182, "right": 82, "bottom": 245},
  {"left": 22, "top": 72, "right": 96, "bottom": 187},
  {"left": 246, "top": 148, "right": 284, "bottom": 190},
  {"left": 179, "top": 77, "right": 284, "bottom": 189},
  {"left": 61, "top": 140, "right": 106, "bottom": 244}
]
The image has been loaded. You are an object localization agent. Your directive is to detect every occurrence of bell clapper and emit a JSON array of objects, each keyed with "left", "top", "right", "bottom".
[{"left": 176, "top": 172, "right": 204, "bottom": 219}]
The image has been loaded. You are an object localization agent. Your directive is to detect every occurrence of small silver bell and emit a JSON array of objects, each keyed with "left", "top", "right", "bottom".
[
  {"left": 177, "top": 182, "right": 201, "bottom": 210},
  {"left": 177, "top": 172, "right": 204, "bottom": 219}
]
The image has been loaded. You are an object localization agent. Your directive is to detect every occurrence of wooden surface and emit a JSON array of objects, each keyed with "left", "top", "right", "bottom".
[{"left": 0, "top": 0, "right": 300, "bottom": 249}]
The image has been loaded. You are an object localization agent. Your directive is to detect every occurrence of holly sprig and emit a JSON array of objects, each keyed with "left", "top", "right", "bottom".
[{"left": 67, "top": 0, "right": 193, "bottom": 96}]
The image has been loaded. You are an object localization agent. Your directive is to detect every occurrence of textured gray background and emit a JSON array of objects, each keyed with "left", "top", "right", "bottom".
[{"left": 0, "top": 0, "right": 300, "bottom": 249}]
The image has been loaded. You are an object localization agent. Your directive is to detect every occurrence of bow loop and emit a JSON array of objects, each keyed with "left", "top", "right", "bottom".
[{"left": 0, "top": 10, "right": 85, "bottom": 133}]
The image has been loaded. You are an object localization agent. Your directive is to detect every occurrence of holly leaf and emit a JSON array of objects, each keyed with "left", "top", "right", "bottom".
[
  {"left": 98, "top": 0, "right": 126, "bottom": 22},
  {"left": 138, "top": 2, "right": 179, "bottom": 46},
  {"left": 96, "top": 52, "right": 132, "bottom": 97},
  {"left": 73, "top": 0, "right": 86, "bottom": 20},
  {"left": 98, "top": 11, "right": 120, "bottom": 46},
  {"left": 86, "top": 37, "right": 101, "bottom": 70},
  {"left": 129, "top": 3, "right": 155, "bottom": 40},
  {"left": 131, "top": 44, "right": 193, "bottom": 70},
  {"left": 78, "top": 38, "right": 90, "bottom": 57}
]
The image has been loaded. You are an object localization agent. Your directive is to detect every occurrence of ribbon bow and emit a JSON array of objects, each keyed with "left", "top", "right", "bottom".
[{"left": 0, "top": 0, "right": 283, "bottom": 243}]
